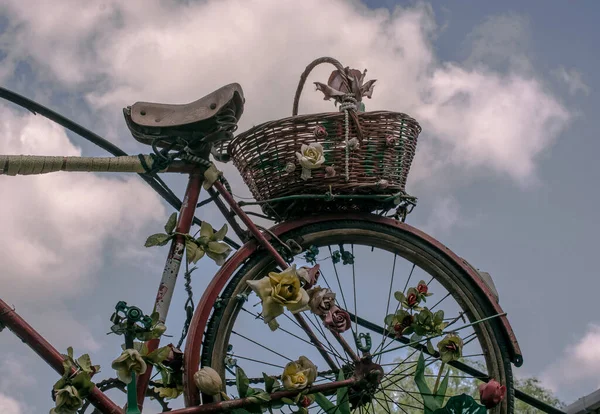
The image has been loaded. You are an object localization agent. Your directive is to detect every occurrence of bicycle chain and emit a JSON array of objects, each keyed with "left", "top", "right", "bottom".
[{"left": 77, "top": 377, "right": 171, "bottom": 413}]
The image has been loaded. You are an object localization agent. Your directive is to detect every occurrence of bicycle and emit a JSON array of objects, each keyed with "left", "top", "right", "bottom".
[{"left": 0, "top": 57, "right": 525, "bottom": 414}]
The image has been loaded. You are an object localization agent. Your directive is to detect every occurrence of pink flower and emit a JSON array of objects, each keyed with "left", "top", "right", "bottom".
[
  {"left": 325, "top": 166, "right": 336, "bottom": 178},
  {"left": 324, "top": 306, "right": 351, "bottom": 333},
  {"left": 385, "top": 135, "right": 396, "bottom": 147},
  {"left": 313, "top": 125, "right": 328, "bottom": 139},
  {"left": 479, "top": 379, "right": 506, "bottom": 409}
]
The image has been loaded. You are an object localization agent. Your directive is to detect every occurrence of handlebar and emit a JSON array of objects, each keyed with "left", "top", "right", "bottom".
[{"left": 0, "top": 155, "right": 196, "bottom": 176}]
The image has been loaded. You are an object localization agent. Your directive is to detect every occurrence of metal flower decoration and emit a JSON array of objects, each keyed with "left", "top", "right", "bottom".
[{"left": 314, "top": 67, "right": 376, "bottom": 107}]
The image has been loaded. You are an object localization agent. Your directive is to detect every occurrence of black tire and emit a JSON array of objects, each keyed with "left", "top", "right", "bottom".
[{"left": 202, "top": 219, "right": 514, "bottom": 413}]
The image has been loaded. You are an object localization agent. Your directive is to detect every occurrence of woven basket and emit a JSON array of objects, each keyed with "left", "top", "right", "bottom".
[{"left": 228, "top": 57, "right": 421, "bottom": 220}]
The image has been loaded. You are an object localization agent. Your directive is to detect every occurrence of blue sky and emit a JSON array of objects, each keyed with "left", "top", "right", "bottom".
[{"left": 0, "top": 0, "right": 599, "bottom": 412}]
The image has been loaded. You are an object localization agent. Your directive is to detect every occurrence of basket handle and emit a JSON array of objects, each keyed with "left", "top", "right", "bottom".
[{"left": 292, "top": 57, "right": 348, "bottom": 117}]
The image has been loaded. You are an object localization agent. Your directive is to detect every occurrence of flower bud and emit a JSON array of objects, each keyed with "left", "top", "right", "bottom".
[
  {"left": 479, "top": 379, "right": 506, "bottom": 409},
  {"left": 194, "top": 367, "right": 223, "bottom": 396}
]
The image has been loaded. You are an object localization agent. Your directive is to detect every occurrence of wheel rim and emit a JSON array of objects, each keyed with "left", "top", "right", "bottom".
[{"left": 200, "top": 220, "right": 513, "bottom": 413}]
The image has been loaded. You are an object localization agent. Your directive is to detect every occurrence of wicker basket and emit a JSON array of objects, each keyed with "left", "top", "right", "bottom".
[{"left": 228, "top": 57, "right": 421, "bottom": 220}]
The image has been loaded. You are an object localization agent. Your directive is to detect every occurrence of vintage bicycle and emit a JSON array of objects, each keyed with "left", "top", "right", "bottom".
[{"left": 0, "top": 57, "right": 555, "bottom": 414}]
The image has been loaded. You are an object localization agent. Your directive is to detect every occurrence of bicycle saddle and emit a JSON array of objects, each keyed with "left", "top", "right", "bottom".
[{"left": 123, "top": 83, "right": 245, "bottom": 149}]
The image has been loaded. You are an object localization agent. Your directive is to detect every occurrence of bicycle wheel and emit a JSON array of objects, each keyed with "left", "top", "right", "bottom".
[{"left": 199, "top": 218, "right": 515, "bottom": 413}]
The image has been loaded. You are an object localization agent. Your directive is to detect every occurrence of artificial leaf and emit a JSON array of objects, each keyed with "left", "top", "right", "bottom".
[
  {"left": 263, "top": 373, "right": 275, "bottom": 393},
  {"left": 251, "top": 391, "right": 271, "bottom": 402},
  {"left": 426, "top": 340, "right": 436, "bottom": 355},
  {"left": 314, "top": 392, "right": 337, "bottom": 413},
  {"left": 145, "top": 233, "right": 171, "bottom": 247},
  {"left": 151, "top": 312, "right": 160, "bottom": 326},
  {"left": 213, "top": 224, "right": 228, "bottom": 241},
  {"left": 434, "top": 310, "right": 445, "bottom": 325},
  {"left": 203, "top": 164, "right": 222, "bottom": 190},
  {"left": 76, "top": 354, "right": 92, "bottom": 373},
  {"left": 236, "top": 366, "right": 250, "bottom": 398},
  {"left": 186, "top": 240, "right": 198, "bottom": 264},
  {"left": 394, "top": 291, "right": 405, "bottom": 302},
  {"left": 194, "top": 246, "right": 206, "bottom": 263},
  {"left": 433, "top": 394, "right": 487, "bottom": 414},
  {"left": 384, "top": 314, "right": 396, "bottom": 326},
  {"left": 71, "top": 372, "right": 94, "bottom": 398},
  {"left": 410, "top": 333, "right": 422, "bottom": 343},
  {"left": 434, "top": 371, "right": 450, "bottom": 408},
  {"left": 67, "top": 347, "right": 74, "bottom": 360},
  {"left": 208, "top": 241, "right": 231, "bottom": 254},
  {"left": 281, "top": 397, "right": 296, "bottom": 405},
  {"left": 336, "top": 370, "right": 350, "bottom": 414},
  {"left": 164, "top": 213, "right": 177, "bottom": 234},
  {"left": 414, "top": 353, "right": 440, "bottom": 413},
  {"left": 146, "top": 346, "right": 171, "bottom": 364}
]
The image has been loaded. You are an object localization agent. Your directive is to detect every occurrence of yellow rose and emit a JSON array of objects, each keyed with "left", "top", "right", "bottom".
[
  {"left": 282, "top": 356, "right": 317, "bottom": 390},
  {"left": 247, "top": 265, "right": 309, "bottom": 326}
]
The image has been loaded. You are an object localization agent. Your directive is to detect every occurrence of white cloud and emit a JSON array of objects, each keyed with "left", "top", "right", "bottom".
[
  {"left": 0, "top": 394, "right": 23, "bottom": 414},
  {"left": 421, "top": 196, "right": 461, "bottom": 235},
  {"left": 0, "top": 0, "right": 570, "bottom": 190},
  {"left": 540, "top": 324, "right": 600, "bottom": 392},
  {"left": 553, "top": 66, "right": 591, "bottom": 96},
  {"left": 0, "top": 107, "right": 167, "bottom": 304}
]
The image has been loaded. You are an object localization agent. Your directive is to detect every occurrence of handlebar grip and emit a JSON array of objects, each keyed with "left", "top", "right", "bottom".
[{"left": 0, "top": 155, "right": 157, "bottom": 176}]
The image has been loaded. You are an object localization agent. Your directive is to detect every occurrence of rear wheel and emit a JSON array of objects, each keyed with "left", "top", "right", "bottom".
[{"left": 201, "top": 219, "right": 514, "bottom": 412}]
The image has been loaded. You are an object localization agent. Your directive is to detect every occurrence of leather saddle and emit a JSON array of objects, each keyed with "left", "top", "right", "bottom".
[{"left": 123, "top": 83, "right": 244, "bottom": 149}]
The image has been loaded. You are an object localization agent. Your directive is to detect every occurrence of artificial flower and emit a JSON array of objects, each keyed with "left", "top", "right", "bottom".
[
  {"left": 324, "top": 306, "right": 352, "bottom": 333},
  {"left": 437, "top": 334, "right": 464, "bottom": 363},
  {"left": 282, "top": 356, "right": 317, "bottom": 391},
  {"left": 193, "top": 367, "right": 223, "bottom": 396},
  {"left": 296, "top": 143, "right": 325, "bottom": 180},
  {"left": 479, "top": 379, "right": 506, "bottom": 409},
  {"left": 246, "top": 265, "right": 310, "bottom": 325},
  {"left": 307, "top": 286, "right": 336, "bottom": 316},
  {"left": 50, "top": 385, "right": 82, "bottom": 414},
  {"left": 111, "top": 349, "right": 147, "bottom": 384}
]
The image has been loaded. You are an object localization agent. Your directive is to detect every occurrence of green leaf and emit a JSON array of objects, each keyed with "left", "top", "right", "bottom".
[
  {"left": 434, "top": 310, "right": 445, "bottom": 325},
  {"left": 263, "top": 373, "right": 275, "bottom": 393},
  {"left": 236, "top": 366, "right": 250, "bottom": 398},
  {"left": 433, "top": 394, "right": 487, "bottom": 413},
  {"left": 164, "top": 213, "right": 177, "bottom": 234},
  {"left": 384, "top": 314, "right": 396, "bottom": 326},
  {"left": 252, "top": 391, "right": 271, "bottom": 402},
  {"left": 314, "top": 393, "right": 337, "bottom": 413},
  {"left": 151, "top": 312, "right": 160, "bottom": 325},
  {"left": 76, "top": 354, "right": 92, "bottom": 372},
  {"left": 145, "top": 233, "right": 171, "bottom": 247},
  {"left": 67, "top": 347, "right": 74, "bottom": 360},
  {"left": 281, "top": 397, "right": 296, "bottom": 405},
  {"left": 410, "top": 333, "right": 422, "bottom": 343},
  {"left": 394, "top": 291, "right": 405, "bottom": 302},
  {"left": 434, "top": 371, "right": 450, "bottom": 407},
  {"left": 213, "top": 224, "right": 228, "bottom": 241},
  {"left": 186, "top": 240, "right": 198, "bottom": 264},
  {"left": 194, "top": 245, "right": 206, "bottom": 263},
  {"left": 336, "top": 370, "right": 350, "bottom": 414},
  {"left": 208, "top": 241, "right": 231, "bottom": 254},
  {"left": 426, "top": 340, "right": 436, "bottom": 355},
  {"left": 414, "top": 353, "right": 440, "bottom": 413},
  {"left": 71, "top": 371, "right": 95, "bottom": 398},
  {"left": 146, "top": 346, "right": 171, "bottom": 364}
]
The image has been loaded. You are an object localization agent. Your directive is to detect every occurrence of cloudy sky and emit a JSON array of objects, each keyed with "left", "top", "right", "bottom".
[{"left": 0, "top": 0, "right": 599, "bottom": 412}]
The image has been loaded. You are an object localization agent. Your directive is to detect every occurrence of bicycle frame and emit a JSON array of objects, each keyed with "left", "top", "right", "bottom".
[{"left": 0, "top": 162, "right": 363, "bottom": 413}]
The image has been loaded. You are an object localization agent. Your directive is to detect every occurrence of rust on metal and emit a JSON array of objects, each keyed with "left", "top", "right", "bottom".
[
  {"left": 0, "top": 298, "right": 123, "bottom": 413},
  {"left": 136, "top": 172, "right": 204, "bottom": 409}
]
